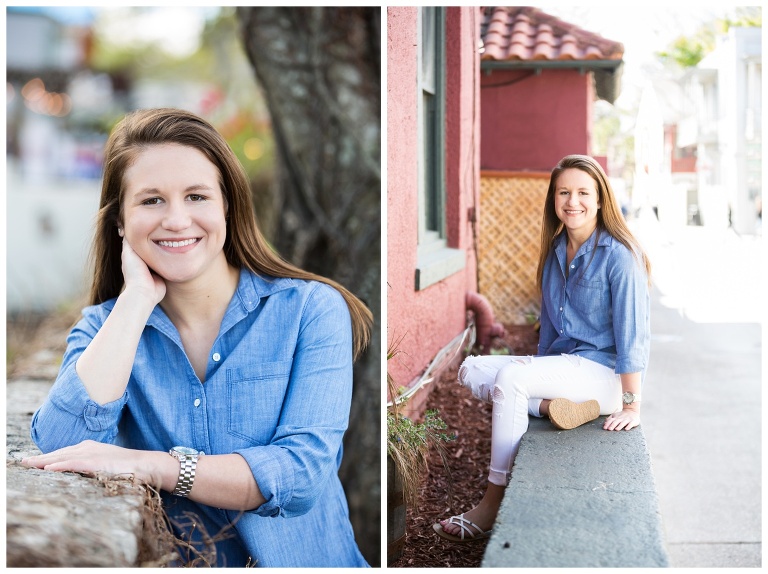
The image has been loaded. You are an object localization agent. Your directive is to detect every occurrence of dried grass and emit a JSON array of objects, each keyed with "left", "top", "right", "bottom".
[{"left": 91, "top": 472, "right": 254, "bottom": 567}]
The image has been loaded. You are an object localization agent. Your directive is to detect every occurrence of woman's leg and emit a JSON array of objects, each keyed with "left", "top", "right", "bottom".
[
  {"left": 458, "top": 354, "right": 543, "bottom": 416},
  {"left": 440, "top": 354, "right": 620, "bottom": 537}
]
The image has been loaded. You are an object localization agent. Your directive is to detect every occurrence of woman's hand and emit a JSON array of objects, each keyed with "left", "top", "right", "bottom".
[
  {"left": 603, "top": 407, "right": 640, "bottom": 431},
  {"left": 23, "top": 443, "right": 266, "bottom": 510},
  {"left": 21, "top": 440, "right": 165, "bottom": 490},
  {"left": 121, "top": 238, "right": 166, "bottom": 306}
]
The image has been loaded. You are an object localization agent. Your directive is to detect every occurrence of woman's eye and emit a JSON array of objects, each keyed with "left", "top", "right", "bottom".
[
  {"left": 141, "top": 197, "right": 162, "bottom": 205},
  {"left": 188, "top": 194, "right": 206, "bottom": 202}
]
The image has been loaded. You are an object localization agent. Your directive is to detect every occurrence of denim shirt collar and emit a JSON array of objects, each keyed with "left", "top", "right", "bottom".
[
  {"left": 146, "top": 268, "right": 296, "bottom": 343},
  {"left": 554, "top": 227, "right": 614, "bottom": 274}
]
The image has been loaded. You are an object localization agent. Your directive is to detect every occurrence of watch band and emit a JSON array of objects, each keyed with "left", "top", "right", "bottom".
[{"left": 170, "top": 448, "right": 199, "bottom": 497}]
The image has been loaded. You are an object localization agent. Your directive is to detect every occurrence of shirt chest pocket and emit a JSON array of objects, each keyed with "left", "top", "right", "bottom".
[
  {"left": 568, "top": 278, "right": 609, "bottom": 315},
  {"left": 226, "top": 361, "right": 292, "bottom": 446}
]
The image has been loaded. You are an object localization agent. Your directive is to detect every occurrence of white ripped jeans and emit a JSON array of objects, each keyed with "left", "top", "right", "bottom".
[{"left": 458, "top": 354, "right": 623, "bottom": 486}]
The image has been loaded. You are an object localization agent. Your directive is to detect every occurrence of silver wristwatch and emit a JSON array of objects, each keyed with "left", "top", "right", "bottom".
[
  {"left": 622, "top": 392, "right": 641, "bottom": 405},
  {"left": 169, "top": 446, "right": 201, "bottom": 497}
]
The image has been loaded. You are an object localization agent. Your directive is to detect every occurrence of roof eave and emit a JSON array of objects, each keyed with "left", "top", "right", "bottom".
[{"left": 480, "top": 59, "right": 624, "bottom": 104}]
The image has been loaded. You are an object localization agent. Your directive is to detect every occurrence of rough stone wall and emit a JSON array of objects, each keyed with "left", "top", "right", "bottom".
[{"left": 6, "top": 379, "right": 176, "bottom": 567}]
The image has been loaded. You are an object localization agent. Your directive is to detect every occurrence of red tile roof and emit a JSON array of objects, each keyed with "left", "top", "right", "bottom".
[{"left": 481, "top": 6, "right": 624, "bottom": 63}]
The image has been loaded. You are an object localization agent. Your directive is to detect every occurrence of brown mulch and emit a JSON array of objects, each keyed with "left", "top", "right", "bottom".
[{"left": 390, "top": 323, "right": 540, "bottom": 568}]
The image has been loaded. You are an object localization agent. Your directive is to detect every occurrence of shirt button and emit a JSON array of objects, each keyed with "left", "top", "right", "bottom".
[
  {"left": 560, "top": 330, "right": 564, "bottom": 334},
  {"left": 570, "top": 264, "right": 575, "bottom": 269},
  {"left": 212, "top": 352, "right": 221, "bottom": 362},
  {"left": 559, "top": 307, "right": 563, "bottom": 311},
  {"left": 194, "top": 398, "right": 201, "bottom": 407}
]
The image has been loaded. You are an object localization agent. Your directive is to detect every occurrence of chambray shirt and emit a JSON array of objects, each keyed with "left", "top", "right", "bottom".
[
  {"left": 538, "top": 229, "right": 650, "bottom": 379},
  {"left": 31, "top": 269, "right": 368, "bottom": 568}
]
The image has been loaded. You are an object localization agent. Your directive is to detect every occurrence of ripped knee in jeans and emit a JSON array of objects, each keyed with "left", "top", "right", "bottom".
[
  {"left": 458, "top": 356, "right": 492, "bottom": 386},
  {"left": 459, "top": 355, "right": 534, "bottom": 403}
]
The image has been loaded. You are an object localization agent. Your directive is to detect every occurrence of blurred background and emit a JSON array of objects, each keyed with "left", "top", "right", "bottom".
[
  {"left": 540, "top": 4, "right": 762, "bottom": 237},
  {"left": 6, "top": 6, "right": 381, "bottom": 566},
  {"left": 7, "top": 6, "right": 272, "bottom": 311}
]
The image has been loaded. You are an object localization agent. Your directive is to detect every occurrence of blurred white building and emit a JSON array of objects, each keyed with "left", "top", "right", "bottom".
[
  {"left": 6, "top": 8, "right": 105, "bottom": 312},
  {"left": 676, "top": 27, "right": 762, "bottom": 234}
]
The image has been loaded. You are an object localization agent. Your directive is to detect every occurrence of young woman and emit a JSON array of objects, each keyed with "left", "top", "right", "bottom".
[
  {"left": 24, "top": 108, "right": 373, "bottom": 567},
  {"left": 434, "top": 154, "right": 651, "bottom": 542}
]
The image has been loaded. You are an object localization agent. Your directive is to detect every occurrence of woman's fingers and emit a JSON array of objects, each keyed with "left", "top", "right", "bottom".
[
  {"left": 22, "top": 441, "right": 115, "bottom": 473},
  {"left": 23, "top": 441, "right": 89, "bottom": 467},
  {"left": 603, "top": 411, "right": 640, "bottom": 431},
  {"left": 121, "top": 239, "right": 166, "bottom": 304}
]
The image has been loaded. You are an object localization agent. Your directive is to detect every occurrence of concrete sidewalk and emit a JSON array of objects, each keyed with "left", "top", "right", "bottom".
[{"left": 636, "top": 219, "right": 762, "bottom": 567}]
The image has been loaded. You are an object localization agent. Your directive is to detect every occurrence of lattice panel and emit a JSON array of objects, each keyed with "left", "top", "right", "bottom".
[{"left": 478, "top": 175, "right": 548, "bottom": 325}]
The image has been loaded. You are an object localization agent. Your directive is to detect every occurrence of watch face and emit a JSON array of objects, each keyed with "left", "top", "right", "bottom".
[
  {"left": 622, "top": 392, "right": 633, "bottom": 404},
  {"left": 172, "top": 446, "right": 198, "bottom": 456}
]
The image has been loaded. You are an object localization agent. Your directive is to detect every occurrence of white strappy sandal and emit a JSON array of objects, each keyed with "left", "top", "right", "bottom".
[{"left": 433, "top": 513, "right": 492, "bottom": 542}]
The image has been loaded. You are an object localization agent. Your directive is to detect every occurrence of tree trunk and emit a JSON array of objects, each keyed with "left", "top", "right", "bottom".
[{"left": 236, "top": 7, "right": 381, "bottom": 566}]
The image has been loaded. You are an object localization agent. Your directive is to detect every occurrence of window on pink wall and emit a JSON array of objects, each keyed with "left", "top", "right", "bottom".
[{"left": 415, "top": 6, "right": 465, "bottom": 291}]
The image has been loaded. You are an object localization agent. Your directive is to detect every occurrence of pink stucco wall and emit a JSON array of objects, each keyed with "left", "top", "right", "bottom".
[
  {"left": 387, "top": 7, "right": 480, "bottom": 394},
  {"left": 480, "top": 68, "right": 592, "bottom": 172}
]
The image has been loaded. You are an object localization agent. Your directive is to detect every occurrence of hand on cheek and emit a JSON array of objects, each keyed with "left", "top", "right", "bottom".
[{"left": 119, "top": 235, "right": 167, "bottom": 305}]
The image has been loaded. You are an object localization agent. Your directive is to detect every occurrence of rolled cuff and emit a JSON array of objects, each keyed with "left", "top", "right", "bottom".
[
  {"left": 233, "top": 445, "right": 296, "bottom": 518},
  {"left": 614, "top": 355, "right": 647, "bottom": 376},
  {"left": 31, "top": 361, "right": 128, "bottom": 452}
]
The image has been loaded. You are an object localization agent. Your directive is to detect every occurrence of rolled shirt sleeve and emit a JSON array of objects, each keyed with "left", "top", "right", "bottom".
[
  {"left": 233, "top": 283, "right": 354, "bottom": 518},
  {"left": 31, "top": 303, "right": 128, "bottom": 453},
  {"left": 609, "top": 246, "right": 651, "bottom": 375}
]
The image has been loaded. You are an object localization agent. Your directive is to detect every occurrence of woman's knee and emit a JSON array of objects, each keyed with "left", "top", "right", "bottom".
[
  {"left": 458, "top": 355, "right": 483, "bottom": 387},
  {"left": 458, "top": 355, "right": 508, "bottom": 403},
  {"left": 493, "top": 357, "right": 534, "bottom": 398},
  {"left": 496, "top": 357, "right": 531, "bottom": 387}
]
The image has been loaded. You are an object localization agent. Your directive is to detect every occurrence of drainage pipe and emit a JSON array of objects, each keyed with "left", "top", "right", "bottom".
[{"left": 466, "top": 291, "right": 506, "bottom": 351}]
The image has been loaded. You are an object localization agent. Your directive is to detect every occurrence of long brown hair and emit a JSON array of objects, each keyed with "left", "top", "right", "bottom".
[
  {"left": 90, "top": 108, "right": 371, "bottom": 359},
  {"left": 535, "top": 154, "right": 651, "bottom": 292}
]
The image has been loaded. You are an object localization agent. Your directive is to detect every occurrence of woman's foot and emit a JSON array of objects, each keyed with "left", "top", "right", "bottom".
[
  {"left": 547, "top": 398, "right": 600, "bottom": 430},
  {"left": 436, "top": 483, "right": 505, "bottom": 539},
  {"left": 433, "top": 513, "right": 491, "bottom": 541}
]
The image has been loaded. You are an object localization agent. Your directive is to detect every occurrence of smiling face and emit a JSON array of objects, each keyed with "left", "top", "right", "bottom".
[
  {"left": 553, "top": 167, "right": 601, "bottom": 239},
  {"left": 120, "top": 143, "right": 229, "bottom": 286}
]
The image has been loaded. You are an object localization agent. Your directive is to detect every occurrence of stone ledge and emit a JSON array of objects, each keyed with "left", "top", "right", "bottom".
[
  {"left": 6, "top": 461, "right": 168, "bottom": 567},
  {"left": 6, "top": 379, "right": 175, "bottom": 567},
  {"left": 482, "top": 416, "right": 670, "bottom": 568}
]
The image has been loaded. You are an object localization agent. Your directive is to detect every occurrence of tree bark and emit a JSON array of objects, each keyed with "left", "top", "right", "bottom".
[{"left": 237, "top": 7, "right": 381, "bottom": 566}]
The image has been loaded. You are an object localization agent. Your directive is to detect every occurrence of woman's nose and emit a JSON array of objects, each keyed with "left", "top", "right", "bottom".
[{"left": 162, "top": 201, "right": 192, "bottom": 230}]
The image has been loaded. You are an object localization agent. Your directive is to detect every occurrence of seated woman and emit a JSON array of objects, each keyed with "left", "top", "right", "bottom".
[
  {"left": 434, "top": 154, "right": 651, "bottom": 542},
  {"left": 24, "top": 108, "right": 373, "bottom": 567}
]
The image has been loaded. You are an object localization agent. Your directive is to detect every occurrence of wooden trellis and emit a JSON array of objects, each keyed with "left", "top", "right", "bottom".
[{"left": 478, "top": 172, "right": 550, "bottom": 325}]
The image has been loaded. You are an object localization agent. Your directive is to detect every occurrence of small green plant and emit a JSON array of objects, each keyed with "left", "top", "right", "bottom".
[
  {"left": 387, "top": 334, "right": 454, "bottom": 509},
  {"left": 386, "top": 408, "right": 454, "bottom": 509}
]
